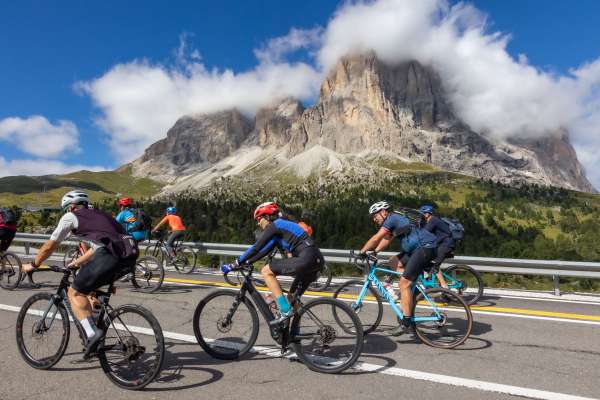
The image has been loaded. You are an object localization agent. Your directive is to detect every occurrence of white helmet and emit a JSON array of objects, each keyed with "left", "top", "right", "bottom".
[
  {"left": 61, "top": 190, "right": 89, "bottom": 209},
  {"left": 369, "top": 201, "right": 390, "bottom": 215}
]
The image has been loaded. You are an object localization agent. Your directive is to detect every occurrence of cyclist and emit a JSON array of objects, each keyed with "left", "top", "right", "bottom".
[
  {"left": 226, "top": 202, "right": 324, "bottom": 323},
  {"left": 419, "top": 204, "right": 454, "bottom": 288},
  {"left": 358, "top": 201, "right": 437, "bottom": 336},
  {"left": 0, "top": 207, "right": 17, "bottom": 253},
  {"left": 115, "top": 197, "right": 150, "bottom": 243},
  {"left": 23, "top": 190, "right": 138, "bottom": 357},
  {"left": 151, "top": 206, "right": 185, "bottom": 257}
]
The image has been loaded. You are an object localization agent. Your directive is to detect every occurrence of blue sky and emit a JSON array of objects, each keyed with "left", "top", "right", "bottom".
[{"left": 1, "top": 0, "right": 600, "bottom": 187}]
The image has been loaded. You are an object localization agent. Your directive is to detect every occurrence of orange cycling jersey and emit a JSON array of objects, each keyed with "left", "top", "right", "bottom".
[{"left": 160, "top": 215, "right": 185, "bottom": 231}]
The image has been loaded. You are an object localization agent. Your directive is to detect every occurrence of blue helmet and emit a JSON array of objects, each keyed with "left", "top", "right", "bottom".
[
  {"left": 419, "top": 204, "right": 434, "bottom": 214},
  {"left": 166, "top": 206, "right": 176, "bottom": 214}
]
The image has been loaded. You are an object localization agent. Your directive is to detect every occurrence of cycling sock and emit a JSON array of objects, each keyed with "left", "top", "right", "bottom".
[
  {"left": 80, "top": 317, "right": 97, "bottom": 338},
  {"left": 275, "top": 295, "right": 291, "bottom": 315},
  {"left": 402, "top": 315, "right": 412, "bottom": 328}
]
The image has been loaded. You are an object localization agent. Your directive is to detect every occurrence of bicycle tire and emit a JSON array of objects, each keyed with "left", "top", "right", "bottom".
[
  {"left": 0, "top": 252, "right": 23, "bottom": 290},
  {"left": 130, "top": 255, "right": 164, "bottom": 293},
  {"left": 173, "top": 245, "right": 196, "bottom": 274},
  {"left": 444, "top": 264, "right": 484, "bottom": 305},
  {"left": 292, "top": 297, "right": 364, "bottom": 374},
  {"left": 144, "top": 243, "right": 164, "bottom": 265},
  {"left": 193, "top": 290, "right": 259, "bottom": 360},
  {"left": 223, "top": 270, "right": 243, "bottom": 286},
  {"left": 412, "top": 287, "right": 472, "bottom": 349},
  {"left": 15, "top": 292, "right": 70, "bottom": 369},
  {"left": 98, "top": 304, "right": 165, "bottom": 390},
  {"left": 333, "top": 279, "right": 383, "bottom": 335},
  {"left": 308, "top": 263, "right": 333, "bottom": 292}
]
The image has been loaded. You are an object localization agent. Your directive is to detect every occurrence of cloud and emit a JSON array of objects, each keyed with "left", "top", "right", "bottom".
[
  {"left": 254, "top": 27, "right": 323, "bottom": 64},
  {"left": 0, "top": 156, "right": 106, "bottom": 177},
  {"left": 0, "top": 116, "right": 80, "bottom": 158}
]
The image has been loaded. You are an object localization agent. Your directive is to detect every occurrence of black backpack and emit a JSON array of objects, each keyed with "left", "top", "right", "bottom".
[
  {"left": 129, "top": 209, "right": 152, "bottom": 232},
  {"left": 441, "top": 217, "right": 465, "bottom": 242},
  {"left": 0, "top": 208, "right": 17, "bottom": 225}
]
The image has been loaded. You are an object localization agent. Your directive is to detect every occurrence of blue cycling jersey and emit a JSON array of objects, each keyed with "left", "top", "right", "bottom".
[
  {"left": 115, "top": 209, "right": 149, "bottom": 242},
  {"left": 382, "top": 213, "right": 437, "bottom": 254}
]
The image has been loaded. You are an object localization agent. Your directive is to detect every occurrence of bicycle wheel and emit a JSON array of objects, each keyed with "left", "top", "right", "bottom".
[
  {"left": 308, "top": 263, "right": 333, "bottom": 292},
  {"left": 223, "top": 270, "right": 244, "bottom": 286},
  {"left": 98, "top": 304, "right": 165, "bottom": 390},
  {"left": 173, "top": 245, "right": 196, "bottom": 274},
  {"left": 15, "top": 293, "right": 70, "bottom": 369},
  {"left": 412, "top": 287, "right": 472, "bottom": 349},
  {"left": 333, "top": 279, "right": 383, "bottom": 335},
  {"left": 193, "top": 290, "right": 259, "bottom": 360},
  {"left": 292, "top": 298, "right": 364, "bottom": 374},
  {"left": 443, "top": 265, "right": 484, "bottom": 305},
  {"left": 130, "top": 256, "right": 164, "bottom": 293},
  {"left": 0, "top": 252, "right": 23, "bottom": 290},
  {"left": 144, "top": 243, "right": 164, "bottom": 265}
]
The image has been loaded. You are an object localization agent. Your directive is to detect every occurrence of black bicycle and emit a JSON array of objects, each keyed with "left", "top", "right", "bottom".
[
  {"left": 195, "top": 262, "right": 364, "bottom": 374},
  {"left": 15, "top": 264, "right": 165, "bottom": 389},
  {"left": 0, "top": 250, "right": 23, "bottom": 290},
  {"left": 144, "top": 232, "right": 196, "bottom": 274}
]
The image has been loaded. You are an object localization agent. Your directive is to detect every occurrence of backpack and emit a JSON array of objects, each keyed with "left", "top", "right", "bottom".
[
  {"left": 117, "top": 234, "right": 139, "bottom": 259},
  {"left": 0, "top": 208, "right": 17, "bottom": 225},
  {"left": 129, "top": 209, "right": 152, "bottom": 232},
  {"left": 441, "top": 217, "right": 465, "bottom": 242}
]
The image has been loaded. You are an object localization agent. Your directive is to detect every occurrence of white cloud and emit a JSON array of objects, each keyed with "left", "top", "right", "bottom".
[
  {"left": 0, "top": 116, "right": 80, "bottom": 158},
  {"left": 0, "top": 156, "right": 106, "bottom": 177}
]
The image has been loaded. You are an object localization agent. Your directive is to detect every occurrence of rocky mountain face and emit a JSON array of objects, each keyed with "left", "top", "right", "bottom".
[{"left": 131, "top": 53, "right": 594, "bottom": 193}]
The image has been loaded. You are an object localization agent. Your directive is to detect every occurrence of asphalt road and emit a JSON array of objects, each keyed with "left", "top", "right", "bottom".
[{"left": 0, "top": 267, "right": 599, "bottom": 400}]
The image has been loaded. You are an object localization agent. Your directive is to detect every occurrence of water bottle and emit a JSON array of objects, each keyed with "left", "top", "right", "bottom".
[
  {"left": 383, "top": 281, "right": 398, "bottom": 301},
  {"left": 263, "top": 293, "right": 279, "bottom": 315}
]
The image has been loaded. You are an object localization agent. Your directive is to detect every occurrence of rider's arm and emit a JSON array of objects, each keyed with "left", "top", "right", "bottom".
[
  {"left": 238, "top": 224, "right": 278, "bottom": 264},
  {"left": 32, "top": 240, "right": 59, "bottom": 267},
  {"left": 374, "top": 236, "right": 393, "bottom": 253},
  {"left": 68, "top": 246, "right": 96, "bottom": 268},
  {"left": 31, "top": 212, "right": 77, "bottom": 269},
  {"left": 360, "top": 227, "right": 391, "bottom": 253},
  {"left": 152, "top": 216, "right": 167, "bottom": 233}
]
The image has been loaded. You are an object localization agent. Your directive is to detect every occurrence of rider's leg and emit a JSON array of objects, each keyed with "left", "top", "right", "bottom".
[
  {"left": 261, "top": 264, "right": 290, "bottom": 315},
  {"left": 434, "top": 245, "right": 452, "bottom": 288},
  {"left": 166, "top": 230, "right": 185, "bottom": 257}
]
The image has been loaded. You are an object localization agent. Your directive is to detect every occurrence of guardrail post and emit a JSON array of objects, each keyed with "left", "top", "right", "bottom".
[
  {"left": 553, "top": 275, "right": 560, "bottom": 296},
  {"left": 25, "top": 243, "right": 30, "bottom": 255}
]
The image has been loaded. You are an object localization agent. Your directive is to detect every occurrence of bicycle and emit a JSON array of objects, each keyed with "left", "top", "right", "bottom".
[
  {"left": 0, "top": 250, "right": 23, "bottom": 290},
  {"left": 65, "top": 242, "right": 165, "bottom": 293},
  {"left": 333, "top": 251, "right": 472, "bottom": 349},
  {"left": 15, "top": 264, "right": 165, "bottom": 390},
  {"left": 144, "top": 232, "right": 196, "bottom": 274},
  {"left": 194, "top": 262, "right": 364, "bottom": 374}
]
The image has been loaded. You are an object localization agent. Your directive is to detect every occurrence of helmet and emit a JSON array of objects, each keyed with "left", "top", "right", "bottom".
[
  {"left": 118, "top": 197, "right": 133, "bottom": 207},
  {"left": 419, "top": 204, "right": 434, "bottom": 214},
  {"left": 61, "top": 190, "right": 89, "bottom": 209},
  {"left": 253, "top": 202, "right": 279, "bottom": 220},
  {"left": 369, "top": 201, "right": 390, "bottom": 215},
  {"left": 166, "top": 206, "right": 176, "bottom": 214}
]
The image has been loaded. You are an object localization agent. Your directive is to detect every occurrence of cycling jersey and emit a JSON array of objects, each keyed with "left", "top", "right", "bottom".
[
  {"left": 159, "top": 215, "right": 185, "bottom": 231},
  {"left": 115, "top": 208, "right": 149, "bottom": 242},
  {"left": 239, "top": 218, "right": 314, "bottom": 265},
  {"left": 423, "top": 215, "right": 454, "bottom": 248},
  {"left": 381, "top": 213, "right": 437, "bottom": 254}
]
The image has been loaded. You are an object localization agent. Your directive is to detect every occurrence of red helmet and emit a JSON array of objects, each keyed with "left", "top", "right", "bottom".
[
  {"left": 118, "top": 197, "right": 133, "bottom": 207},
  {"left": 253, "top": 202, "right": 279, "bottom": 220}
]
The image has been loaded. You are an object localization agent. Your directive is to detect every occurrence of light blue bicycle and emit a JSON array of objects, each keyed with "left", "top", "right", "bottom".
[{"left": 333, "top": 251, "right": 473, "bottom": 349}]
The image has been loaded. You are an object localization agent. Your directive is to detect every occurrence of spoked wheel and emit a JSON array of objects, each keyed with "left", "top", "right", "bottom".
[
  {"left": 130, "top": 256, "right": 164, "bottom": 293},
  {"left": 443, "top": 265, "right": 484, "bottom": 305},
  {"left": 143, "top": 243, "right": 165, "bottom": 266},
  {"left": 173, "top": 245, "right": 196, "bottom": 274},
  {"left": 412, "top": 287, "right": 472, "bottom": 349},
  {"left": 308, "top": 263, "right": 333, "bottom": 292},
  {"left": 98, "top": 304, "right": 165, "bottom": 390},
  {"left": 193, "top": 290, "right": 259, "bottom": 360},
  {"left": 292, "top": 298, "right": 364, "bottom": 374},
  {"left": 223, "top": 270, "right": 244, "bottom": 286},
  {"left": 333, "top": 279, "right": 383, "bottom": 335},
  {"left": 15, "top": 293, "right": 70, "bottom": 369},
  {"left": 0, "top": 252, "right": 23, "bottom": 290}
]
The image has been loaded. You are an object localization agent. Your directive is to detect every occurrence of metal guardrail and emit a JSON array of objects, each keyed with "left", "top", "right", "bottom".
[{"left": 12, "top": 233, "right": 600, "bottom": 296}]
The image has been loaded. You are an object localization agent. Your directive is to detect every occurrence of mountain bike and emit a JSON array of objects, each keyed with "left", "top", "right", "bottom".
[
  {"left": 144, "top": 232, "right": 196, "bottom": 274},
  {"left": 194, "top": 262, "right": 364, "bottom": 374},
  {"left": 65, "top": 242, "right": 164, "bottom": 293},
  {"left": 0, "top": 251, "right": 23, "bottom": 290},
  {"left": 333, "top": 251, "right": 472, "bottom": 349},
  {"left": 15, "top": 264, "right": 165, "bottom": 390}
]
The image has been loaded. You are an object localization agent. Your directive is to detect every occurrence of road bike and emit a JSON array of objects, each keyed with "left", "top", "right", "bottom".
[
  {"left": 333, "top": 251, "right": 472, "bottom": 349},
  {"left": 194, "top": 262, "right": 364, "bottom": 374},
  {"left": 0, "top": 250, "right": 23, "bottom": 290},
  {"left": 65, "top": 242, "right": 164, "bottom": 293},
  {"left": 15, "top": 264, "right": 165, "bottom": 390},
  {"left": 144, "top": 232, "right": 196, "bottom": 274}
]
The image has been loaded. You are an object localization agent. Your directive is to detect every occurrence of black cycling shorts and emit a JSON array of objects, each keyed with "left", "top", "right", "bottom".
[
  {"left": 398, "top": 247, "right": 435, "bottom": 281},
  {"left": 0, "top": 228, "right": 16, "bottom": 252},
  {"left": 72, "top": 247, "right": 136, "bottom": 294},
  {"left": 270, "top": 246, "right": 324, "bottom": 296}
]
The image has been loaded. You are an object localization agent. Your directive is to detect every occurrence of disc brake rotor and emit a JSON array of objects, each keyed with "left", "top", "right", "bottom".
[
  {"left": 216, "top": 316, "right": 233, "bottom": 333},
  {"left": 316, "top": 325, "right": 337, "bottom": 345}
]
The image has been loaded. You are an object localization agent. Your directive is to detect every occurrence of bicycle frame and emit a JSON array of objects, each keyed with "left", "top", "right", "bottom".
[{"left": 419, "top": 268, "right": 465, "bottom": 291}]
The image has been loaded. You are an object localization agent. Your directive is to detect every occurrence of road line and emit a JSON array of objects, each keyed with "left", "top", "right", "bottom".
[{"left": 1, "top": 302, "right": 593, "bottom": 400}]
